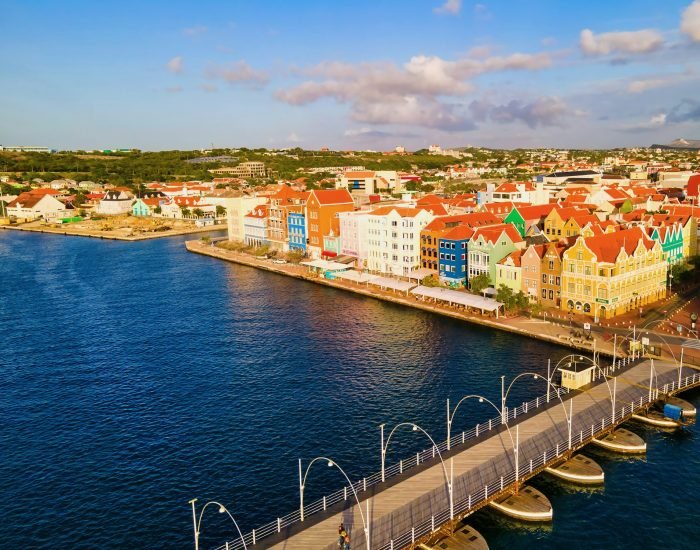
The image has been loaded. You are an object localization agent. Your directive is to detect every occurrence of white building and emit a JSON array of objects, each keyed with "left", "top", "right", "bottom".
[
  {"left": 97, "top": 191, "right": 134, "bottom": 215},
  {"left": 226, "top": 195, "right": 269, "bottom": 242},
  {"left": 336, "top": 170, "right": 402, "bottom": 195},
  {"left": 6, "top": 193, "right": 67, "bottom": 220},
  {"left": 365, "top": 206, "right": 437, "bottom": 276},
  {"left": 243, "top": 205, "right": 269, "bottom": 247}
]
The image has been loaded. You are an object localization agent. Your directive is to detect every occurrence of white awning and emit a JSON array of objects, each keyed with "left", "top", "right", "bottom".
[
  {"left": 301, "top": 259, "right": 351, "bottom": 271},
  {"left": 410, "top": 286, "right": 503, "bottom": 312},
  {"left": 334, "top": 270, "right": 376, "bottom": 283},
  {"left": 407, "top": 268, "right": 435, "bottom": 281},
  {"left": 368, "top": 276, "right": 417, "bottom": 292}
]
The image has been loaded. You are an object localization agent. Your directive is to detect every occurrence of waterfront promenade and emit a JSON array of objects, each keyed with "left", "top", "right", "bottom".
[
  {"left": 227, "top": 359, "right": 699, "bottom": 550},
  {"left": 185, "top": 240, "right": 623, "bottom": 358}
]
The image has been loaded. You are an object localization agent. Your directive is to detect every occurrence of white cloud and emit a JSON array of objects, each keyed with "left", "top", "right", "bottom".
[
  {"left": 205, "top": 61, "right": 268, "bottom": 86},
  {"left": 579, "top": 28, "right": 664, "bottom": 56},
  {"left": 620, "top": 112, "right": 668, "bottom": 132},
  {"left": 287, "top": 132, "right": 301, "bottom": 142},
  {"left": 167, "top": 56, "right": 183, "bottom": 74},
  {"left": 434, "top": 0, "right": 462, "bottom": 15},
  {"left": 473, "top": 3, "right": 492, "bottom": 20},
  {"left": 183, "top": 25, "right": 207, "bottom": 37},
  {"left": 681, "top": 1, "right": 700, "bottom": 42},
  {"left": 470, "top": 96, "right": 583, "bottom": 128},
  {"left": 278, "top": 52, "right": 551, "bottom": 106},
  {"left": 627, "top": 78, "right": 667, "bottom": 93},
  {"left": 351, "top": 97, "right": 477, "bottom": 131}
]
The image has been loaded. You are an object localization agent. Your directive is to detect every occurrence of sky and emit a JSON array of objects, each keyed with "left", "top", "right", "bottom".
[{"left": 2, "top": 0, "right": 700, "bottom": 151}]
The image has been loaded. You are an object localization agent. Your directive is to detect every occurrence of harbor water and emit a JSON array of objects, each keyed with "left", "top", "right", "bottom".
[{"left": 1, "top": 230, "right": 698, "bottom": 549}]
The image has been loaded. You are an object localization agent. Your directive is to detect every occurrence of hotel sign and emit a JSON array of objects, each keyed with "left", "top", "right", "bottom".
[{"left": 595, "top": 298, "right": 609, "bottom": 304}]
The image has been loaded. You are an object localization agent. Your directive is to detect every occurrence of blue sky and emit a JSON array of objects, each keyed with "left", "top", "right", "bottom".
[{"left": 2, "top": 0, "right": 700, "bottom": 150}]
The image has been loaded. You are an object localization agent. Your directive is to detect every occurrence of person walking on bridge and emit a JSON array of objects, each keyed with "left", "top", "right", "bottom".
[
  {"left": 344, "top": 534, "right": 350, "bottom": 550},
  {"left": 338, "top": 523, "right": 346, "bottom": 548}
]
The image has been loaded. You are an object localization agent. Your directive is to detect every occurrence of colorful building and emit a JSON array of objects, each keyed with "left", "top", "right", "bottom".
[
  {"left": 560, "top": 227, "right": 666, "bottom": 319},
  {"left": 438, "top": 225, "right": 470, "bottom": 286},
  {"left": 467, "top": 224, "right": 524, "bottom": 285},
  {"left": 495, "top": 250, "right": 523, "bottom": 293},
  {"left": 503, "top": 204, "right": 556, "bottom": 238},
  {"left": 305, "top": 189, "right": 354, "bottom": 259},
  {"left": 287, "top": 210, "right": 306, "bottom": 254},
  {"left": 648, "top": 224, "right": 684, "bottom": 265}
]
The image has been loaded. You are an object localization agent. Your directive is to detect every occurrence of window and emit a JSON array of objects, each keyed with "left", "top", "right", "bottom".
[
  {"left": 548, "top": 260, "right": 554, "bottom": 270},
  {"left": 542, "top": 289, "right": 547, "bottom": 298},
  {"left": 542, "top": 274, "right": 547, "bottom": 283},
  {"left": 568, "top": 282, "right": 575, "bottom": 293},
  {"left": 584, "top": 266, "right": 591, "bottom": 276},
  {"left": 569, "top": 264, "right": 575, "bottom": 273}
]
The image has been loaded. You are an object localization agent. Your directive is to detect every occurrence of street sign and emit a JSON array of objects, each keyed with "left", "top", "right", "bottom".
[
  {"left": 583, "top": 323, "right": 591, "bottom": 330},
  {"left": 642, "top": 337, "right": 650, "bottom": 346}
]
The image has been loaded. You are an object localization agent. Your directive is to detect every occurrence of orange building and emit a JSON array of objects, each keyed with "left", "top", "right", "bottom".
[{"left": 305, "top": 189, "right": 354, "bottom": 258}]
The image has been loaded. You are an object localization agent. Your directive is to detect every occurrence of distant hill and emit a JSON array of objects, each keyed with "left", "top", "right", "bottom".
[{"left": 651, "top": 138, "right": 700, "bottom": 150}]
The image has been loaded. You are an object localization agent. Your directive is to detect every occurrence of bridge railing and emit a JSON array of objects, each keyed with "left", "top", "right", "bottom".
[
  {"left": 375, "top": 370, "right": 700, "bottom": 550},
  {"left": 217, "top": 371, "right": 699, "bottom": 550}
]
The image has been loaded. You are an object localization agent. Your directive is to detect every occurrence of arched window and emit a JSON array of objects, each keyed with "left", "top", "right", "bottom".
[{"left": 583, "top": 303, "right": 591, "bottom": 313}]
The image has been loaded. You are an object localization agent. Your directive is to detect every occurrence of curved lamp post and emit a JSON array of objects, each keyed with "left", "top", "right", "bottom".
[
  {"left": 189, "top": 498, "right": 247, "bottom": 550},
  {"left": 446, "top": 394, "right": 504, "bottom": 451},
  {"left": 445, "top": 393, "right": 520, "bottom": 494},
  {"left": 503, "top": 372, "right": 574, "bottom": 450},
  {"left": 380, "top": 422, "right": 454, "bottom": 519},
  {"left": 298, "top": 456, "right": 370, "bottom": 549}
]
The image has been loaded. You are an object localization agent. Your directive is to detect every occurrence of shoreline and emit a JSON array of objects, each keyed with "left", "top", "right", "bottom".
[
  {"left": 1, "top": 222, "right": 227, "bottom": 241},
  {"left": 185, "top": 239, "right": 618, "bottom": 358}
]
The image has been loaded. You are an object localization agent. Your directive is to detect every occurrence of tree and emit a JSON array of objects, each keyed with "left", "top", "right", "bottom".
[
  {"left": 469, "top": 273, "right": 491, "bottom": 294},
  {"left": 181, "top": 207, "right": 191, "bottom": 217},
  {"left": 153, "top": 206, "right": 162, "bottom": 214},
  {"left": 421, "top": 274, "right": 440, "bottom": 287},
  {"left": 192, "top": 208, "right": 205, "bottom": 218},
  {"left": 215, "top": 205, "right": 226, "bottom": 217}
]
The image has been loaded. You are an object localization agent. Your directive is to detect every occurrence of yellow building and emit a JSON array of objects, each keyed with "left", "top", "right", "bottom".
[
  {"left": 543, "top": 206, "right": 587, "bottom": 239},
  {"left": 560, "top": 227, "right": 667, "bottom": 319}
]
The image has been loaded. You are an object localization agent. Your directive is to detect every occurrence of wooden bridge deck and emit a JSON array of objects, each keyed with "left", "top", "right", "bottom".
[{"left": 249, "top": 360, "right": 697, "bottom": 550}]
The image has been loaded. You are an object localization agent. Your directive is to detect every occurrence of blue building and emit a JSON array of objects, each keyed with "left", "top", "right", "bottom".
[
  {"left": 288, "top": 211, "right": 306, "bottom": 254},
  {"left": 438, "top": 225, "right": 470, "bottom": 286}
]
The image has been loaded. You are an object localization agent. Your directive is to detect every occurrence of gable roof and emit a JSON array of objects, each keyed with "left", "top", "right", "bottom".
[
  {"left": 310, "top": 189, "right": 354, "bottom": 205},
  {"left": 580, "top": 226, "right": 656, "bottom": 263},
  {"left": 471, "top": 223, "right": 523, "bottom": 245}
]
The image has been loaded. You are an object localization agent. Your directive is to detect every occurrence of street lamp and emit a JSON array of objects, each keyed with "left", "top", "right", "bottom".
[
  {"left": 380, "top": 422, "right": 454, "bottom": 520},
  {"left": 189, "top": 498, "right": 247, "bottom": 550},
  {"left": 298, "top": 456, "right": 370, "bottom": 549},
  {"left": 446, "top": 394, "right": 503, "bottom": 450}
]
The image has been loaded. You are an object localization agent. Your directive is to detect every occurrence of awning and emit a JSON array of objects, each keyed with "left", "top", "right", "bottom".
[
  {"left": 334, "top": 270, "right": 376, "bottom": 283},
  {"left": 368, "top": 277, "right": 417, "bottom": 292},
  {"left": 482, "top": 287, "right": 498, "bottom": 297},
  {"left": 411, "top": 286, "right": 503, "bottom": 312},
  {"left": 407, "top": 267, "right": 435, "bottom": 281},
  {"left": 334, "top": 255, "right": 357, "bottom": 265},
  {"left": 301, "top": 259, "right": 351, "bottom": 271}
]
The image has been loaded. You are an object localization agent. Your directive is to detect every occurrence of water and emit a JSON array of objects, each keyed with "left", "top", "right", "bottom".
[{"left": 0, "top": 230, "right": 698, "bottom": 549}]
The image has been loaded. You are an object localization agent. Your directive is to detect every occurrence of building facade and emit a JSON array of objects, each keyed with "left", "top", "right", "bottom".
[{"left": 560, "top": 227, "right": 667, "bottom": 319}]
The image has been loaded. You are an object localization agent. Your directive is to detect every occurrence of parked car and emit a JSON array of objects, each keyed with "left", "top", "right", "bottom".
[{"left": 272, "top": 259, "right": 288, "bottom": 264}]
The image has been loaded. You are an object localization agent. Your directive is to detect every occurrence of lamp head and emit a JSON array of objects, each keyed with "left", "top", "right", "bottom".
[
  {"left": 412, "top": 425, "right": 418, "bottom": 432},
  {"left": 218, "top": 506, "right": 226, "bottom": 514},
  {"left": 328, "top": 460, "right": 334, "bottom": 467},
  {"left": 479, "top": 397, "right": 484, "bottom": 403}
]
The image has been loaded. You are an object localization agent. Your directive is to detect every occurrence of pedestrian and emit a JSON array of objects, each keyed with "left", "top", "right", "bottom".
[
  {"left": 338, "top": 524, "right": 346, "bottom": 548},
  {"left": 344, "top": 534, "right": 350, "bottom": 550}
]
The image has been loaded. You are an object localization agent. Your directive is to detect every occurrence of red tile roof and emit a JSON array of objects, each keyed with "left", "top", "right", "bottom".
[
  {"left": 582, "top": 227, "right": 656, "bottom": 263},
  {"left": 310, "top": 189, "right": 354, "bottom": 205},
  {"left": 471, "top": 223, "right": 523, "bottom": 245}
]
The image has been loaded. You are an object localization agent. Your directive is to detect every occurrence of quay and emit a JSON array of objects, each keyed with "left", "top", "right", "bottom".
[
  {"left": 184, "top": 240, "right": 618, "bottom": 358},
  {"left": 213, "top": 358, "right": 700, "bottom": 550}
]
